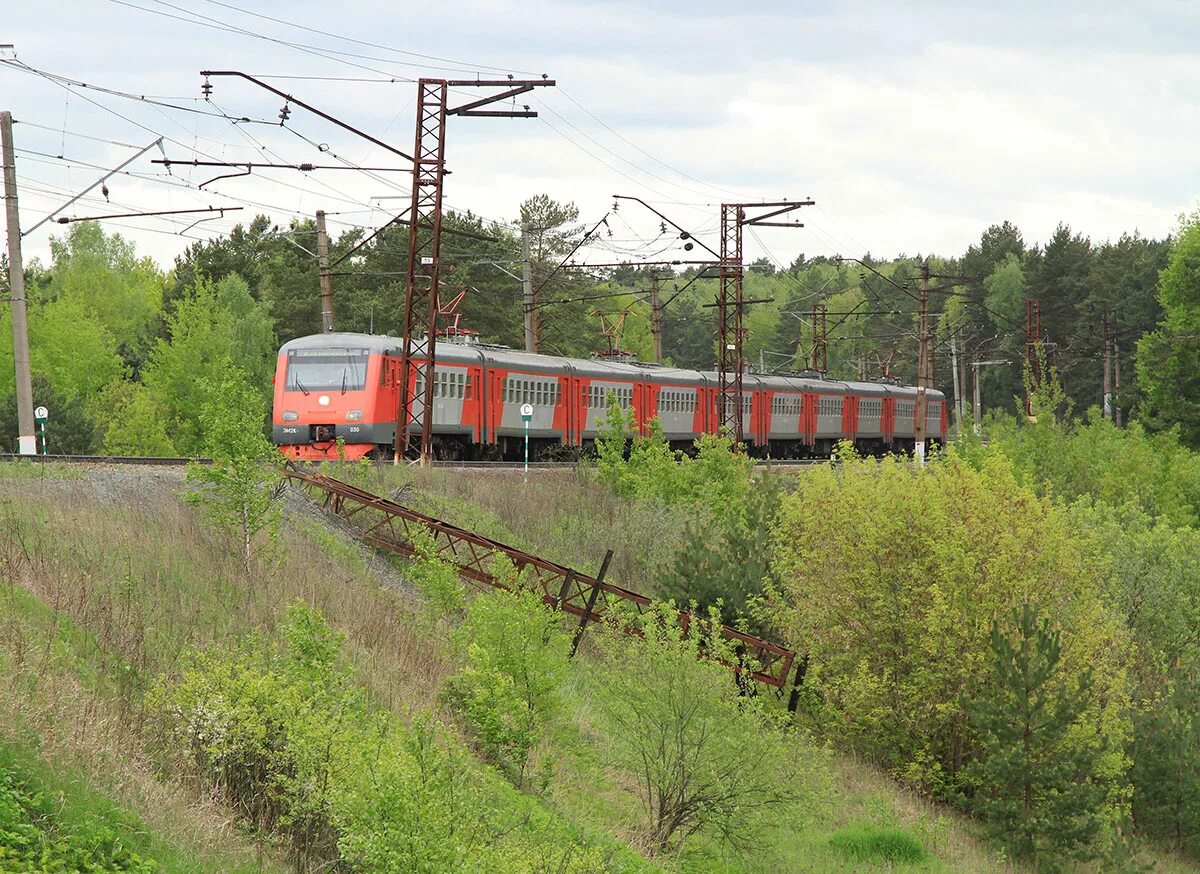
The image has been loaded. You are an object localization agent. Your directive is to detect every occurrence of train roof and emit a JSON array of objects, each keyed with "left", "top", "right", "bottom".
[
  {"left": 277, "top": 332, "right": 941, "bottom": 399},
  {"left": 280, "top": 332, "right": 399, "bottom": 355}
]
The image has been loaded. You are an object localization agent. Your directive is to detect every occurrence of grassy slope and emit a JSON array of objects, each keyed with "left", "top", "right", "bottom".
[{"left": 0, "top": 462, "right": 1193, "bottom": 872}]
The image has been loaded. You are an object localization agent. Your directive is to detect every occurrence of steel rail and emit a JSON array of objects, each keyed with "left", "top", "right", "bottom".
[
  {"left": 286, "top": 468, "right": 798, "bottom": 688},
  {"left": 0, "top": 455, "right": 825, "bottom": 469}
]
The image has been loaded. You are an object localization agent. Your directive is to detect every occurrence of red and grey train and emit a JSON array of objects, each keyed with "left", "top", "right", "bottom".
[{"left": 271, "top": 332, "right": 947, "bottom": 462}]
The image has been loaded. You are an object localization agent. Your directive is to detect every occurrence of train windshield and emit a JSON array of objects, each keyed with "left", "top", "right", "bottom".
[{"left": 285, "top": 348, "right": 369, "bottom": 393}]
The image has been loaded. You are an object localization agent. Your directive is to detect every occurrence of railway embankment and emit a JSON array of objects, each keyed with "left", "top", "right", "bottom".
[{"left": 0, "top": 458, "right": 1101, "bottom": 873}]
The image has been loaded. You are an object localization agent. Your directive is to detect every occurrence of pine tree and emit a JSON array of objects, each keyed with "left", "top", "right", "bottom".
[
  {"left": 1130, "top": 668, "right": 1200, "bottom": 854},
  {"left": 660, "top": 475, "right": 776, "bottom": 632},
  {"left": 966, "top": 602, "right": 1105, "bottom": 870}
]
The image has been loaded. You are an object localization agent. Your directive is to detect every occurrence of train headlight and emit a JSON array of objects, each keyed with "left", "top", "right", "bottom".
[
  {"left": 282, "top": 410, "right": 299, "bottom": 422},
  {"left": 346, "top": 410, "right": 364, "bottom": 421}
]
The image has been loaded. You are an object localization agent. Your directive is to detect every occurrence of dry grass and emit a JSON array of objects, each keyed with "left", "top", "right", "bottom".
[
  {"left": 365, "top": 465, "right": 686, "bottom": 595},
  {"left": 0, "top": 471, "right": 452, "bottom": 870}
]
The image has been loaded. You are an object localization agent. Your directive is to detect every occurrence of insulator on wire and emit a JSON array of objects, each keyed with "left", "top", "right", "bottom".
[
  {"left": 201, "top": 76, "right": 212, "bottom": 99},
  {"left": 279, "top": 102, "right": 291, "bottom": 123}
]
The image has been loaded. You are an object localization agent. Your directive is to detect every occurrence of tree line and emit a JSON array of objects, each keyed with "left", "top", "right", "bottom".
[{"left": 1, "top": 199, "right": 1198, "bottom": 452}]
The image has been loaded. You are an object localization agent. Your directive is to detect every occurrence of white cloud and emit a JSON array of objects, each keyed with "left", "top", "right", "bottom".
[{"left": 4, "top": 0, "right": 1199, "bottom": 271}]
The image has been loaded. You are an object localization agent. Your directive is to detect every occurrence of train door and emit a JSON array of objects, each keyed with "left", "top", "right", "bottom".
[
  {"left": 802, "top": 392, "right": 818, "bottom": 447},
  {"left": 842, "top": 395, "right": 859, "bottom": 441}
]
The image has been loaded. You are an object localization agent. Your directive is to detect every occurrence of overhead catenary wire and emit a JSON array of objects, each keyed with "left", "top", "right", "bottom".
[{"left": 198, "top": 0, "right": 544, "bottom": 77}]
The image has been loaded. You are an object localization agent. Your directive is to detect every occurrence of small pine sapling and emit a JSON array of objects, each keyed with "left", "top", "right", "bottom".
[{"left": 966, "top": 602, "right": 1106, "bottom": 870}]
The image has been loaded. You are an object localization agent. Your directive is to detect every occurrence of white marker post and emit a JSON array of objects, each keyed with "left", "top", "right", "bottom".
[
  {"left": 520, "top": 403, "right": 533, "bottom": 477},
  {"left": 33, "top": 405, "right": 48, "bottom": 455}
]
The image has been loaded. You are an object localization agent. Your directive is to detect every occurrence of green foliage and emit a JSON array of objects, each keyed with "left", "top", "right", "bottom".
[
  {"left": 1137, "top": 210, "right": 1200, "bottom": 447},
  {"left": 185, "top": 370, "right": 282, "bottom": 570},
  {"left": 405, "top": 528, "right": 467, "bottom": 617},
  {"left": 141, "top": 274, "right": 275, "bottom": 455},
  {"left": 982, "top": 407, "right": 1200, "bottom": 527},
  {"left": 594, "top": 393, "right": 635, "bottom": 496},
  {"left": 153, "top": 603, "right": 616, "bottom": 873},
  {"left": 0, "top": 372, "right": 98, "bottom": 454},
  {"left": 98, "top": 381, "right": 177, "bottom": 457},
  {"left": 152, "top": 602, "right": 371, "bottom": 868},
  {"left": 827, "top": 824, "right": 927, "bottom": 865},
  {"left": 766, "top": 451, "right": 1131, "bottom": 805},
  {"left": 964, "top": 603, "right": 1106, "bottom": 869},
  {"left": 43, "top": 222, "right": 166, "bottom": 371},
  {"left": 592, "top": 412, "right": 765, "bottom": 623},
  {"left": 0, "top": 747, "right": 158, "bottom": 873},
  {"left": 983, "top": 253, "right": 1026, "bottom": 327},
  {"left": 443, "top": 583, "right": 571, "bottom": 786},
  {"left": 586, "top": 603, "right": 808, "bottom": 855},
  {"left": 660, "top": 473, "right": 777, "bottom": 629},
  {"left": 1071, "top": 503, "right": 1200, "bottom": 854},
  {"left": 593, "top": 401, "right": 752, "bottom": 519}
]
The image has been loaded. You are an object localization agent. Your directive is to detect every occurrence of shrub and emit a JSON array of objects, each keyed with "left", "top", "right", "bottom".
[
  {"left": 586, "top": 602, "right": 810, "bottom": 855},
  {"left": 766, "top": 450, "right": 1131, "bottom": 806},
  {"left": 185, "top": 369, "right": 283, "bottom": 571},
  {"left": 405, "top": 529, "right": 466, "bottom": 618},
  {"left": 965, "top": 603, "right": 1106, "bottom": 869},
  {"left": 151, "top": 603, "right": 369, "bottom": 869},
  {"left": 828, "top": 824, "right": 926, "bottom": 864},
  {"left": 442, "top": 581, "right": 570, "bottom": 787}
]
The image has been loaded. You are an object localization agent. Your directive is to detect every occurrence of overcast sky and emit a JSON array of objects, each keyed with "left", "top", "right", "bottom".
[{"left": 3, "top": 0, "right": 1198, "bottom": 271}]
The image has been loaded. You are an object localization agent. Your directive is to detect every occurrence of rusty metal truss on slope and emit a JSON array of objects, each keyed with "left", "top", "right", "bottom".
[{"left": 286, "top": 468, "right": 797, "bottom": 688}]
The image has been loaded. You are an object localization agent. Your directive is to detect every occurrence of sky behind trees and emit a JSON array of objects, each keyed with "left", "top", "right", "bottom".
[{"left": 4, "top": 1, "right": 1199, "bottom": 270}]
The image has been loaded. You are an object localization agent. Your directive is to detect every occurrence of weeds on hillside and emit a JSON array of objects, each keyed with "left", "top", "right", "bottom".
[{"left": 151, "top": 602, "right": 616, "bottom": 873}]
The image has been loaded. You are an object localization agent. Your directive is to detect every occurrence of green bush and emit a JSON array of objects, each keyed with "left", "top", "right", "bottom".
[
  {"left": 153, "top": 601, "right": 614, "bottom": 873},
  {"left": 442, "top": 580, "right": 571, "bottom": 787},
  {"left": 965, "top": 603, "right": 1105, "bottom": 869},
  {"left": 586, "top": 602, "right": 811, "bottom": 855},
  {"left": 766, "top": 450, "right": 1131, "bottom": 809},
  {"left": 150, "top": 603, "right": 371, "bottom": 869},
  {"left": 405, "top": 528, "right": 467, "bottom": 618},
  {"left": 828, "top": 824, "right": 926, "bottom": 865}
]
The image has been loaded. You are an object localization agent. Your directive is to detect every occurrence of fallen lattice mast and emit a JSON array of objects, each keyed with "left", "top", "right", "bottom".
[{"left": 286, "top": 468, "right": 799, "bottom": 690}]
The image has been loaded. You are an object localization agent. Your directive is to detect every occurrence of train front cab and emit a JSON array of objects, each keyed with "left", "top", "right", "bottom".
[{"left": 273, "top": 333, "right": 397, "bottom": 461}]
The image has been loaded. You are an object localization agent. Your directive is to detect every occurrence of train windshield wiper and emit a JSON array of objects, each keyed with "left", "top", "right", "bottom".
[
  {"left": 340, "top": 370, "right": 347, "bottom": 395},
  {"left": 294, "top": 377, "right": 309, "bottom": 396}
]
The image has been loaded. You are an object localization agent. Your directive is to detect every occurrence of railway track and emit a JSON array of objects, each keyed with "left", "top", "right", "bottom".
[{"left": 0, "top": 454, "right": 825, "bottom": 469}]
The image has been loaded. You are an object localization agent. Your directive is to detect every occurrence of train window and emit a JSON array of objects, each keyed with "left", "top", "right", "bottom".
[{"left": 286, "top": 348, "right": 369, "bottom": 392}]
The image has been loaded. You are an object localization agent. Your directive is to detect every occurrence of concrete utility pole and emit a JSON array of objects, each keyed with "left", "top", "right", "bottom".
[
  {"left": 971, "top": 359, "right": 1008, "bottom": 435},
  {"left": 315, "top": 209, "right": 334, "bottom": 333},
  {"left": 1113, "top": 339, "right": 1122, "bottom": 427},
  {"left": 950, "top": 331, "right": 962, "bottom": 434},
  {"left": 914, "top": 260, "right": 930, "bottom": 464},
  {"left": 521, "top": 224, "right": 535, "bottom": 353},
  {"left": 1, "top": 111, "right": 35, "bottom": 455},
  {"left": 1102, "top": 307, "right": 1112, "bottom": 420},
  {"left": 973, "top": 361, "right": 981, "bottom": 435},
  {"left": 649, "top": 271, "right": 664, "bottom": 364},
  {"left": 1025, "top": 298, "right": 1041, "bottom": 416}
]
